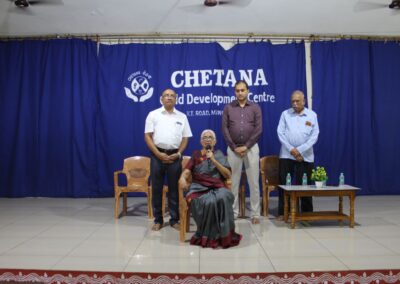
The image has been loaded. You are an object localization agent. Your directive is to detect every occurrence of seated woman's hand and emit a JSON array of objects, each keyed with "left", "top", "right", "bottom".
[
  {"left": 206, "top": 149, "right": 214, "bottom": 160},
  {"left": 179, "top": 177, "right": 189, "bottom": 190}
]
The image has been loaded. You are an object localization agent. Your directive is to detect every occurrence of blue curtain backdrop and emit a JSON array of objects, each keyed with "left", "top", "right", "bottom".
[
  {"left": 369, "top": 42, "right": 400, "bottom": 194},
  {"left": 0, "top": 39, "right": 99, "bottom": 197},
  {"left": 311, "top": 40, "right": 400, "bottom": 195},
  {"left": 6, "top": 39, "right": 400, "bottom": 197},
  {"left": 96, "top": 42, "right": 306, "bottom": 194}
]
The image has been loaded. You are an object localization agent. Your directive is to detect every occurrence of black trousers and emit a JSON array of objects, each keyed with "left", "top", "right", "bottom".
[
  {"left": 278, "top": 158, "right": 314, "bottom": 216},
  {"left": 150, "top": 154, "right": 181, "bottom": 226}
]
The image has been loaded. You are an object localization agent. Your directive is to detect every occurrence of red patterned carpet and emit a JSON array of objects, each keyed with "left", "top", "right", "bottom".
[{"left": 1, "top": 268, "right": 400, "bottom": 284}]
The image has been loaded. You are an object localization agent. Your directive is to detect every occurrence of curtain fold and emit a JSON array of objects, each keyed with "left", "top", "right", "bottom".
[
  {"left": 311, "top": 40, "right": 400, "bottom": 194},
  {"left": 0, "top": 39, "right": 98, "bottom": 197},
  {"left": 5, "top": 39, "right": 400, "bottom": 197}
]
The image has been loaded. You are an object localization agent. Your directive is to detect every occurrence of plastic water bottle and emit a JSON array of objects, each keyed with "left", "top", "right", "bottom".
[
  {"left": 286, "top": 173, "right": 291, "bottom": 186},
  {"left": 339, "top": 172, "right": 345, "bottom": 186},
  {"left": 302, "top": 173, "right": 308, "bottom": 186}
]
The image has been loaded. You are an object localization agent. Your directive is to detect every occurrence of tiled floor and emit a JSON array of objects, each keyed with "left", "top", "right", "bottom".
[{"left": 1, "top": 196, "right": 400, "bottom": 273}]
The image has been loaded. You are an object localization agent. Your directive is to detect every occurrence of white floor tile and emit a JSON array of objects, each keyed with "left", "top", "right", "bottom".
[
  {"left": 317, "top": 238, "right": 397, "bottom": 257},
  {"left": 270, "top": 256, "right": 349, "bottom": 272},
  {"left": 369, "top": 237, "right": 400, "bottom": 254},
  {"left": 53, "top": 255, "right": 129, "bottom": 271},
  {"left": 134, "top": 239, "right": 199, "bottom": 258},
  {"left": 0, "top": 254, "right": 63, "bottom": 269},
  {"left": 0, "top": 224, "right": 52, "bottom": 238},
  {"left": 199, "top": 256, "right": 275, "bottom": 273},
  {"left": 0, "top": 237, "right": 31, "bottom": 254},
  {"left": 0, "top": 196, "right": 400, "bottom": 274},
  {"left": 3, "top": 237, "right": 82, "bottom": 256},
  {"left": 259, "top": 238, "right": 332, "bottom": 257},
  {"left": 199, "top": 240, "right": 267, "bottom": 258},
  {"left": 305, "top": 227, "right": 367, "bottom": 239},
  {"left": 355, "top": 224, "right": 400, "bottom": 238},
  {"left": 37, "top": 224, "right": 101, "bottom": 238},
  {"left": 337, "top": 255, "right": 400, "bottom": 270},
  {"left": 68, "top": 239, "right": 142, "bottom": 258},
  {"left": 125, "top": 256, "right": 199, "bottom": 273},
  {"left": 91, "top": 223, "right": 148, "bottom": 240}
]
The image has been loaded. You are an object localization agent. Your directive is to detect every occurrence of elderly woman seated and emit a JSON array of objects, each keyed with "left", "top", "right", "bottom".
[{"left": 179, "top": 129, "right": 242, "bottom": 248}]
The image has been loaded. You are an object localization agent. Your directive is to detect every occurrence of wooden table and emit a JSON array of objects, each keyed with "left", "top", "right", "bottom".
[{"left": 279, "top": 185, "right": 360, "bottom": 229}]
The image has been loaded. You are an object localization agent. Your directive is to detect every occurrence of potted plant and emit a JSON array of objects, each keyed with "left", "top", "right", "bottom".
[{"left": 311, "top": 166, "right": 328, "bottom": 187}]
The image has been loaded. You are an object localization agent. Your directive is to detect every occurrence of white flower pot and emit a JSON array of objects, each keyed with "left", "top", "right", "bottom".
[{"left": 315, "top": 181, "right": 324, "bottom": 188}]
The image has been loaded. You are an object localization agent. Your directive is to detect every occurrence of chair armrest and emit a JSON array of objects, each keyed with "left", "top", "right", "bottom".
[
  {"left": 113, "top": 170, "right": 124, "bottom": 187},
  {"left": 225, "top": 178, "right": 232, "bottom": 190},
  {"left": 178, "top": 173, "right": 192, "bottom": 202}
]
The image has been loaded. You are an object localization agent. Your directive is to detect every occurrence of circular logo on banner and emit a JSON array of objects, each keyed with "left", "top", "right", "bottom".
[{"left": 124, "top": 71, "right": 153, "bottom": 103}]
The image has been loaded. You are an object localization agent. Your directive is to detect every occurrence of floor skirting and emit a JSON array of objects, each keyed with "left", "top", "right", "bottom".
[{"left": 1, "top": 268, "right": 400, "bottom": 284}]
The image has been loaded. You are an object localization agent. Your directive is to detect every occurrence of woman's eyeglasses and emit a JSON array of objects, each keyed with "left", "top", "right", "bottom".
[{"left": 202, "top": 136, "right": 214, "bottom": 141}]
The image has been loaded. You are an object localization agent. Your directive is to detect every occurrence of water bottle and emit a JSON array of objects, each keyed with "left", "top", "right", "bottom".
[
  {"left": 302, "top": 173, "right": 308, "bottom": 186},
  {"left": 286, "top": 173, "right": 291, "bottom": 186},
  {"left": 339, "top": 172, "right": 345, "bottom": 186}
]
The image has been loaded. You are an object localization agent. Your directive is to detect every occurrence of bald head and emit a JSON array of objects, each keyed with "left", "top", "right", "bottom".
[{"left": 291, "top": 90, "right": 305, "bottom": 113}]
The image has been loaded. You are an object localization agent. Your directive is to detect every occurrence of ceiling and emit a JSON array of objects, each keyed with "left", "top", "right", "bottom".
[{"left": 0, "top": 0, "right": 400, "bottom": 38}]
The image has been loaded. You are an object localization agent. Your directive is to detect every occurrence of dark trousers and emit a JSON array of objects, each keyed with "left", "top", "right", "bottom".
[
  {"left": 150, "top": 154, "right": 181, "bottom": 226},
  {"left": 278, "top": 158, "right": 314, "bottom": 216}
]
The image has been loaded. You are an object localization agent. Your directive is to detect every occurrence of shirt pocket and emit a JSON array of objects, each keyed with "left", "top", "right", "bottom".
[
  {"left": 174, "top": 120, "right": 184, "bottom": 137},
  {"left": 302, "top": 125, "right": 313, "bottom": 136}
]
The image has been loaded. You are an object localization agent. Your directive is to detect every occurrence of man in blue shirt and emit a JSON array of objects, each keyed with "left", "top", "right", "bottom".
[{"left": 277, "top": 90, "right": 320, "bottom": 217}]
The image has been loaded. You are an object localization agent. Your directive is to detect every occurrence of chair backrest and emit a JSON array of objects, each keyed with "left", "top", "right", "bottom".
[
  {"left": 182, "top": 155, "right": 191, "bottom": 169},
  {"left": 123, "top": 156, "right": 151, "bottom": 186},
  {"left": 181, "top": 156, "right": 192, "bottom": 186},
  {"left": 260, "top": 155, "right": 279, "bottom": 186}
]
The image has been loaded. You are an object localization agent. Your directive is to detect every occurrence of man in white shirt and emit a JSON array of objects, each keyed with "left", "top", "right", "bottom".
[
  {"left": 277, "top": 90, "right": 320, "bottom": 217},
  {"left": 144, "top": 88, "right": 192, "bottom": 231}
]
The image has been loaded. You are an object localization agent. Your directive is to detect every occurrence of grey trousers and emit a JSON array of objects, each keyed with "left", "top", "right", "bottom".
[{"left": 227, "top": 143, "right": 260, "bottom": 218}]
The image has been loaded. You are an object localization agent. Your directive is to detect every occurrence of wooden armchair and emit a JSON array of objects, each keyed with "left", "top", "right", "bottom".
[
  {"left": 114, "top": 156, "right": 153, "bottom": 219},
  {"left": 260, "top": 155, "right": 279, "bottom": 217},
  {"left": 178, "top": 156, "right": 192, "bottom": 242},
  {"left": 179, "top": 159, "right": 231, "bottom": 242}
]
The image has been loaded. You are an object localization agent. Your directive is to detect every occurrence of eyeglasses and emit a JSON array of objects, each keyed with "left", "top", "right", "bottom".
[
  {"left": 162, "top": 93, "right": 176, "bottom": 98},
  {"left": 202, "top": 136, "right": 214, "bottom": 141}
]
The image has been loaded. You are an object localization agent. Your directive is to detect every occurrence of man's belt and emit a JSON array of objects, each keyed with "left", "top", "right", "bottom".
[{"left": 156, "top": 147, "right": 179, "bottom": 155}]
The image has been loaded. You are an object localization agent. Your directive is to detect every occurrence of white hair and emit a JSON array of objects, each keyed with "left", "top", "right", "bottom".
[{"left": 200, "top": 129, "right": 216, "bottom": 141}]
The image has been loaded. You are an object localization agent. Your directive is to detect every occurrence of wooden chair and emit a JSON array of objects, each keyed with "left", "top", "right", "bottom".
[
  {"left": 238, "top": 170, "right": 247, "bottom": 218},
  {"left": 161, "top": 156, "right": 191, "bottom": 216},
  {"left": 114, "top": 156, "right": 153, "bottom": 219},
  {"left": 179, "top": 159, "right": 231, "bottom": 242},
  {"left": 260, "top": 155, "right": 279, "bottom": 217}
]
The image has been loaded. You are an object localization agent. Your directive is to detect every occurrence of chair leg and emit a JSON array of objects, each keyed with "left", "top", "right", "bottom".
[
  {"left": 148, "top": 186, "right": 153, "bottom": 219},
  {"left": 180, "top": 208, "right": 187, "bottom": 242},
  {"left": 123, "top": 193, "right": 127, "bottom": 216},
  {"left": 185, "top": 208, "right": 190, "bottom": 232},
  {"left": 162, "top": 186, "right": 168, "bottom": 216},
  {"left": 262, "top": 188, "right": 268, "bottom": 217},
  {"left": 265, "top": 190, "right": 270, "bottom": 217},
  {"left": 114, "top": 193, "right": 120, "bottom": 219},
  {"left": 146, "top": 191, "right": 153, "bottom": 219},
  {"left": 239, "top": 185, "right": 245, "bottom": 218}
]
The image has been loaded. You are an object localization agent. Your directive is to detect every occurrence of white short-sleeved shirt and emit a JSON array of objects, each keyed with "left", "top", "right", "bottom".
[{"left": 144, "top": 106, "right": 193, "bottom": 150}]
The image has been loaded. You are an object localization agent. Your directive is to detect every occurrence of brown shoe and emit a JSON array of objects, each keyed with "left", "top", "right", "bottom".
[
  {"left": 151, "top": 223, "right": 163, "bottom": 231},
  {"left": 171, "top": 223, "right": 181, "bottom": 231},
  {"left": 251, "top": 217, "right": 260, "bottom": 224}
]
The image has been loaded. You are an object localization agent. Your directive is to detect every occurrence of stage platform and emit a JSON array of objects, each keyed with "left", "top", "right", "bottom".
[{"left": 1, "top": 196, "right": 400, "bottom": 274}]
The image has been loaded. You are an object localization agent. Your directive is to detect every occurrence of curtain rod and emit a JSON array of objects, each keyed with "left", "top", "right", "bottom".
[{"left": 1, "top": 33, "right": 400, "bottom": 42}]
